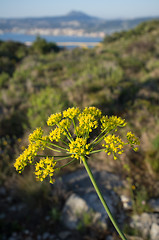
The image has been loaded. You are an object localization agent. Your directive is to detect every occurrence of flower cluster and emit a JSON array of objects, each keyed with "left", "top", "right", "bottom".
[
  {"left": 68, "top": 137, "right": 91, "bottom": 159},
  {"left": 49, "top": 128, "right": 62, "bottom": 142},
  {"left": 76, "top": 107, "right": 101, "bottom": 136},
  {"left": 58, "top": 118, "right": 71, "bottom": 131},
  {"left": 83, "top": 107, "right": 102, "bottom": 118},
  {"left": 127, "top": 131, "right": 140, "bottom": 151},
  {"left": 77, "top": 113, "right": 98, "bottom": 135},
  {"left": 14, "top": 106, "right": 140, "bottom": 184},
  {"left": 29, "top": 127, "right": 43, "bottom": 143},
  {"left": 103, "top": 135, "right": 125, "bottom": 160},
  {"left": 47, "top": 112, "right": 62, "bottom": 126},
  {"left": 63, "top": 107, "right": 80, "bottom": 119},
  {"left": 14, "top": 140, "right": 45, "bottom": 173},
  {"left": 101, "top": 115, "right": 126, "bottom": 132},
  {"left": 34, "top": 157, "right": 56, "bottom": 183}
]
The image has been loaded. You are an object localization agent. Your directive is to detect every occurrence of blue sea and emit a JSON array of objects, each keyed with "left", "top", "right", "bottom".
[{"left": 0, "top": 32, "right": 103, "bottom": 48}]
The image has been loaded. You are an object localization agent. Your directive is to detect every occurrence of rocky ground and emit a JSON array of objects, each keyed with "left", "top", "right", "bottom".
[{"left": 1, "top": 168, "right": 159, "bottom": 240}]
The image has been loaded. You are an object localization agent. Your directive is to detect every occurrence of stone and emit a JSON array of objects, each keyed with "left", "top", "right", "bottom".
[
  {"left": 45, "top": 215, "right": 51, "bottom": 221},
  {"left": 24, "top": 229, "right": 30, "bottom": 235},
  {"left": 42, "top": 232, "right": 50, "bottom": 240},
  {"left": 150, "top": 223, "right": 159, "bottom": 240},
  {"left": 37, "top": 235, "right": 42, "bottom": 240},
  {"left": 120, "top": 195, "right": 132, "bottom": 210},
  {"left": 130, "top": 213, "right": 159, "bottom": 239},
  {"left": 61, "top": 169, "right": 125, "bottom": 195},
  {"left": 0, "top": 186, "right": 7, "bottom": 196},
  {"left": 61, "top": 193, "right": 89, "bottom": 230},
  {"left": 106, "top": 235, "right": 113, "bottom": 240},
  {"left": 58, "top": 231, "right": 71, "bottom": 239},
  {"left": 149, "top": 198, "right": 159, "bottom": 212},
  {"left": 49, "top": 235, "right": 56, "bottom": 240},
  {"left": 130, "top": 213, "right": 152, "bottom": 238},
  {"left": 60, "top": 169, "right": 124, "bottom": 231},
  {"left": 83, "top": 192, "right": 116, "bottom": 228},
  {"left": 0, "top": 213, "right": 6, "bottom": 219},
  {"left": 25, "top": 237, "right": 33, "bottom": 240},
  {"left": 61, "top": 189, "right": 120, "bottom": 230}
]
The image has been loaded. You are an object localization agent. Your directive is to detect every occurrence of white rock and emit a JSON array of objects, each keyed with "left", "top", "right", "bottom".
[
  {"left": 150, "top": 223, "right": 159, "bottom": 240},
  {"left": 120, "top": 195, "right": 132, "bottom": 210},
  {"left": 130, "top": 213, "right": 159, "bottom": 239},
  {"left": 61, "top": 193, "right": 89, "bottom": 230},
  {"left": 130, "top": 213, "right": 152, "bottom": 238},
  {"left": 149, "top": 199, "right": 159, "bottom": 212}
]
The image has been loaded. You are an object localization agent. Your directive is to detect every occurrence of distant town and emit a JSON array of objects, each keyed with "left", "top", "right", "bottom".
[
  {"left": 0, "top": 11, "right": 159, "bottom": 37},
  {"left": 3, "top": 27, "right": 105, "bottom": 38}
]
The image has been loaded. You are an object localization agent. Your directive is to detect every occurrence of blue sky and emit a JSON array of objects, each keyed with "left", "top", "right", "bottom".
[{"left": 1, "top": 0, "right": 159, "bottom": 19}]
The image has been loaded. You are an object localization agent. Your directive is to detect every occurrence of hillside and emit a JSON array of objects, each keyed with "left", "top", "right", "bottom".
[
  {"left": 0, "top": 11, "right": 159, "bottom": 34},
  {"left": 0, "top": 19, "right": 159, "bottom": 239}
]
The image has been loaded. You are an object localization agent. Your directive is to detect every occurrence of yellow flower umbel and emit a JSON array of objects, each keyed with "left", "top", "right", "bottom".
[
  {"left": 127, "top": 131, "right": 140, "bottom": 151},
  {"left": 14, "top": 106, "right": 140, "bottom": 240},
  {"left": 68, "top": 137, "right": 91, "bottom": 159},
  {"left": 14, "top": 106, "right": 139, "bottom": 183},
  {"left": 103, "top": 135, "right": 125, "bottom": 160},
  {"left": 63, "top": 107, "right": 80, "bottom": 119},
  {"left": 47, "top": 112, "right": 62, "bottom": 126},
  {"left": 35, "top": 157, "right": 56, "bottom": 183}
]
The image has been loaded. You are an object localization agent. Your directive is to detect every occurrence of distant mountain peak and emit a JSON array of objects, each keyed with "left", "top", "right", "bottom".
[{"left": 67, "top": 11, "right": 89, "bottom": 17}]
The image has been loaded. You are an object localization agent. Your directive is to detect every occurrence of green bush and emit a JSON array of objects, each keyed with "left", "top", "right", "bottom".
[
  {"left": 31, "top": 36, "right": 60, "bottom": 54},
  {"left": 0, "top": 72, "right": 10, "bottom": 88},
  {"left": 27, "top": 87, "right": 69, "bottom": 129},
  {"left": 146, "top": 134, "right": 159, "bottom": 174}
]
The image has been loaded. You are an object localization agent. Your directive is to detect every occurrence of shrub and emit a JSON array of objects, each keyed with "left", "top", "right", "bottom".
[{"left": 27, "top": 87, "right": 69, "bottom": 129}]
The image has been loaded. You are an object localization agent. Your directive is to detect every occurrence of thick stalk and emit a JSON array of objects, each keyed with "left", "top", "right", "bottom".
[{"left": 81, "top": 156, "right": 127, "bottom": 240}]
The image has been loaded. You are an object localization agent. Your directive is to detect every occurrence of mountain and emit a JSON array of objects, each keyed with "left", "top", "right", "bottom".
[{"left": 0, "top": 11, "right": 159, "bottom": 35}]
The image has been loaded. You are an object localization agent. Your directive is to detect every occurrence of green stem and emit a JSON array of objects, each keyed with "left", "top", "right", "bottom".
[
  {"left": 81, "top": 156, "right": 127, "bottom": 240},
  {"left": 55, "top": 158, "right": 76, "bottom": 170},
  {"left": 72, "top": 118, "right": 78, "bottom": 137},
  {"left": 46, "top": 145, "right": 61, "bottom": 152},
  {"left": 40, "top": 138, "right": 66, "bottom": 151},
  {"left": 57, "top": 124, "right": 73, "bottom": 142},
  {"left": 92, "top": 132, "right": 108, "bottom": 147},
  {"left": 54, "top": 155, "right": 71, "bottom": 161},
  {"left": 91, "top": 127, "right": 108, "bottom": 145},
  {"left": 89, "top": 149, "right": 105, "bottom": 155}
]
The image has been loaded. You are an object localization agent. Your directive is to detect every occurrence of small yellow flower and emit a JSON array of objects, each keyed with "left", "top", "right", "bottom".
[
  {"left": 3, "top": 140, "right": 7, "bottom": 146},
  {"left": 14, "top": 140, "right": 46, "bottom": 173},
  {"left": 63, "top": 107, "right": 80, "bottom": 119},
  {"left": 83, "top": 107, "right": 102, "bottom": 118},
  {"left": 103, "top": 135, "right": 125, "bottom": 160},
  {"left": 21, "top": 146, "right": 25, "bottom": 150},
  {"left": 47, "top": 112, "right": 62, "bottom": 126},
  {"left": 29, "top": 128, "right": 43, "bottom": 143},
  {"left": 35, "top": 157, "right": 56, "bottom": 183},
  {"left": 101, "top": 115, "right": 126, "bottom": 132},
  {"left": 127, "top": 131, "right": 140, "bottom": 150},
  {"left": 49, "top": 128, "right": 62, "bottom": 142},
  {"left": 58, "top": 118, "right": 71, "bottom": 131},
  {"left": 68, "top": 137, "right": 91, "bottom": 159}
]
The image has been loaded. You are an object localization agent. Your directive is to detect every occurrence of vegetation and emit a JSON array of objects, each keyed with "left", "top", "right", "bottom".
[{"left": 0, "top": 19, "right": 159, "bottom": 238}]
